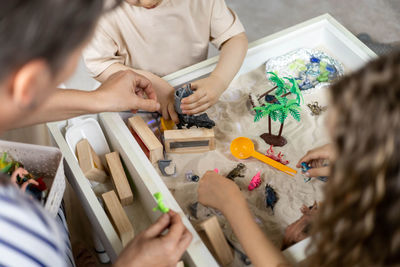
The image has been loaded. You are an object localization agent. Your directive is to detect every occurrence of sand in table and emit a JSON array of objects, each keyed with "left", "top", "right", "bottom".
[{"left": 156, "top": 63, "right": 331, "bottom": 264}]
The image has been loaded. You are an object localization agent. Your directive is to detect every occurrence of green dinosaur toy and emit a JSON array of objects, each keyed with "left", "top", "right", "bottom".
[{"left": 153, "top": 192, "right": 169, "bottom": 213}]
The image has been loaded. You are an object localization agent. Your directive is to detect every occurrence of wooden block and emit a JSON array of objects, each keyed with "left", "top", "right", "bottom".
[
  {"left": 76, "top": 139, "right": 108, "bottom": 183},
  {"left": 164, "top": 128, "right": 215, "bottom": 154},
  {"left": 105, "top": 152, "right": 133, "bottom": 205},
  {"left": 128, "top": 116, "right": 163, "bottom": 163},
  {"left": 102, "top": 190, "right": 134, "bottom": 247},
  {"left": 199, "top": 216, "right": 233, "bottom": 266}
]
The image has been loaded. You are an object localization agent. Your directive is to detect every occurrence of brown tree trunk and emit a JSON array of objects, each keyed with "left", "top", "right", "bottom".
[
  {"left": 278, "top": 122, "right": 284, "bottom": 137},
  {"left": 268, "top": 116, "right": 271, "bottom": 135},
  {"left": 281, "top": 92, "right": 291, "bottom": 98},
  {"left": 258, "top": 86, "right": 277, "bottom": 100}
]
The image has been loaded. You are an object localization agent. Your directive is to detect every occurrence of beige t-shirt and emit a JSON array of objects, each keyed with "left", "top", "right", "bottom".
[{"left": 83, "top": 0, "right": 245, "bottom": 77}]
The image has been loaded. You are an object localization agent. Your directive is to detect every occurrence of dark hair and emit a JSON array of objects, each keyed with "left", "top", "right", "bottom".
[
  {"left": 308, "top": 52, "right": 400, "bottom": 266},
  {"left": 0, "top": 0, "right": 121, "bottom": 81}
]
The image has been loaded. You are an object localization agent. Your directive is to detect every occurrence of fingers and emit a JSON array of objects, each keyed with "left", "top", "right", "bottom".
[
  {"left": 181, "top": 90, "right": 206, "bottom": 105},
  {"left": 133, "top": 98, "right": 160, "bottom": 112},
  {"left": 183, "top": 102, "right": 210, "bottom": 115},
  {"left": 297, "top": 148, "right": 326, "bottom": 167},
  {"left": 167, "top": 103, "right": 179, "bottom": 123},
  {"left": 304, "top": 166, "right": 330, "bottom": 178},
  {"left": 162, "top": 211, "right": 186, "bottom": 242},
  {"left": 134, "top": 73, "right": 157, "bottom": 102},
  {"left": 144, "top": 213, "right": 171, "bottom": 238},
  {"left": 176, "top": 228, "right": 192, "bottom": 257}
]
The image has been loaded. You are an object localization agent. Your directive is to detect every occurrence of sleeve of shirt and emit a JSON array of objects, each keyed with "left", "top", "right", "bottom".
[
  {"left": 82, "top": 23, "right": 125, "bottom": 78},
  {"left": 209, "top": 0, "right": 245, "bottom": 49}
]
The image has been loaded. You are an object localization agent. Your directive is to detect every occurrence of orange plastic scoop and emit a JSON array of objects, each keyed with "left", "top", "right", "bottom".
[{"left": 230, "top": 137, "right": 297, "bottom": 176}]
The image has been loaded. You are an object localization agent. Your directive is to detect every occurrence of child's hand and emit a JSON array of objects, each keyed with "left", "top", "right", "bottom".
[
  {"left": 180, "top": 75, "right": 226, "bottom": 115},
  {"left": 198, "top": 170, "right": 245, "bottom": 214},
  {"left": 149, "top": 75, "right": 179, "bottom": 123},
  {"left": 296, "top": 144, "right": 335, "bottom": 177}
]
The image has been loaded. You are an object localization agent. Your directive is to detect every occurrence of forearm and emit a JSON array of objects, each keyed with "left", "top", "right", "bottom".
[
  {"left": 10, "top": 89, "right": 106, "bottom": 128},
  {"left": 96, "top": 63, "right": 169, "bottom": 88},
  {"left": 211, "top": 32, "right": 248, "bottom": 88},
  {"left": 223, "top": 199, "right": 289, "bottom": 267}
]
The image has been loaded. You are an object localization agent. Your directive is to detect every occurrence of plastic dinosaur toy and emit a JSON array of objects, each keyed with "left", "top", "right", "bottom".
[
  {"left": 174, "top": 84, "right": 215, "bottom": 129},
  {"left": 265, "top": 145, "right": 289, "bottom": 165},
  {"left": 307, "top": 101, "right": 327, "bottom": 116},
  {"left": 248, "top": 171, "right": 262, "bottom": 191},
  {"left": 265, "top": 184, "right": 278, "bottom": 211},
  {"left": 226, "top": 163, "right": 246, "bottom": 180},
  {"left": 153, "top": 192, "right": 169, "bottom": 213}
]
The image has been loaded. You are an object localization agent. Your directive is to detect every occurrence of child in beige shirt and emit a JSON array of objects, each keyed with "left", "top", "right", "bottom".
[{"left": 83, "top": 0, "right": 248, "bottom": 122}]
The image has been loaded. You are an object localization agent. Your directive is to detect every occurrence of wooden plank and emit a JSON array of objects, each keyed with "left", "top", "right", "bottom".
[
  {"left": 105, "top": 152, "right": 134, "bottom": 205},
  {"left": 164, "top": 128, "right": 215, "bottom": 153},
  {"left": 76, "top": 139, "right": 108, "bottom": 183},
  {"left": 102, "top": 190, "right": 134, "bottom": 247},
  {"left": 199, "top": 216, "right": 233, "bottom": 266},
  {"left": 128, "top": 116, "right": 163, "bottom": 163}
]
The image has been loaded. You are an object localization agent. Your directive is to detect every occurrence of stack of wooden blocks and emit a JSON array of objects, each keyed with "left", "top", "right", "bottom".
[{"left": 76, "top": 139, "right": 135, "bottom": 247}]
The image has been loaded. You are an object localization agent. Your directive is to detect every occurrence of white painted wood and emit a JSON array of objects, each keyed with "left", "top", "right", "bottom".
[{"left": 48, "top": 14, "right": 377, "bottom": 266}]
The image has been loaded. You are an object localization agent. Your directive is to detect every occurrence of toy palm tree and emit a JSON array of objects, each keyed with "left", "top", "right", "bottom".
[
  {"left": 258, "top": 72, "right": 290, "bottom": 101},
  {"left": 254, "top": 75, "right": 302, "bottom": 147}
]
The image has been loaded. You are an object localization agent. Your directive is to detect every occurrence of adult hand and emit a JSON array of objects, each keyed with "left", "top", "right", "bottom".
[
  {"left": 180, "top": 75, "right": 226, "bottom": 115},
  {"left": 95, "top": 70, "right": 160, "bottom": 113},
  {"left": 114, "top": 211, "right": 192, "bottom": 267},
  {"left": 198, "top": 170, "right": 245, "bottom": 214},
  {"left": 296, "top": 144, "right": 335, "bottom": 177}
]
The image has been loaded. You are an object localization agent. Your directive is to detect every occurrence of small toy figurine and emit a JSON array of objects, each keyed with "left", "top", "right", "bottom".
[
  {"left": 185, "top": 170, "right": 200, "bottom": 182},
  {"left": 174, "top": 84, "right": 215, "bottom": 129},
  {"left": 265, "top": 184, "right": 278, "bottom": 211},
  {"left": 307, "top": 101, "right": 327, "bottom": 116},
  {"left": 153, "top": 192, "right": 169, "bottom": 213},
  {"left": 158, "top": 160, "right": 176, "bottom": 176},
  {"left": 248, "top": 171, "right": 262, "bottom": 191},
  {"left": 301, "top": 162, "right": 312, "bottom": 182},
  {"left": 265, "top": 145, "right": 289, "bottom": 165},
  {"left": 226, "top": 163, "right": 246, "bottom": 180},
  {"left": 301, "top": 161, "right": 328, "bottom": 183},
  {"left": 281, "top": 202, "right": 318, "bottom": 250}
]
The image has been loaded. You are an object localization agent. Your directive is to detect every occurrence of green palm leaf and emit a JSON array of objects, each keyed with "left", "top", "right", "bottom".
[{"left": 284, "top": 77, "right": 304, "bottom": 104}]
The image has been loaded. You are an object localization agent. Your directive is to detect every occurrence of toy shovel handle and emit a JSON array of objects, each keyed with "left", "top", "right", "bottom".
[{"left": 251, "top": 151, "right": 297, "bottom": 176}]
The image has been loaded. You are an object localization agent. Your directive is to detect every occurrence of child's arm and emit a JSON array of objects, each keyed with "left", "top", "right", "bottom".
[
  {"left": 8, "top": 70, "right": 160, "bottom": 129},
  {"left": 198, "top": 171, "right": 290, "bottom": 267},
  {"left": 96, "top": 63, "right": 179, "bottom": 123},
  {"left": 180, "top": 32, "right": 248, "bottom": 115}
]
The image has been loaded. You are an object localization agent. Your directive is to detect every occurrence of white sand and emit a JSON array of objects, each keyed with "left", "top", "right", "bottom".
[{"left": 157, "top": 63, "right": 331, "bottom": 264}]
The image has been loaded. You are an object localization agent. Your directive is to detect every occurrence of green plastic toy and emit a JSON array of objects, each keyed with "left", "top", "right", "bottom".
[
  {"left": 153, "top": 192, "right": 169, "bottom": 213},
  {"left": 0, "top": 152, "right": 13, "bottom": 173},
  {"left": 254, "top": 73, "right": 303, "bottom": 147}
]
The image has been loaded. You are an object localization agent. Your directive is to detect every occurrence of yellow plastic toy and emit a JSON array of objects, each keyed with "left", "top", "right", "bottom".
[{"left": 230, "top": 137, "right": 297, "bottom": 176}]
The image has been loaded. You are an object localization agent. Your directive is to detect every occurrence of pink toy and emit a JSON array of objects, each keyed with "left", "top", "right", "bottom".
[
  {"left": 214, "top": 168, "right": 219, "bottom": 173},
  {"left": 248, "top": 171, "right": 262, "bottom": 191},
  {"left": 265, "top": 145, "right": 289, "bottom": 165}
]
